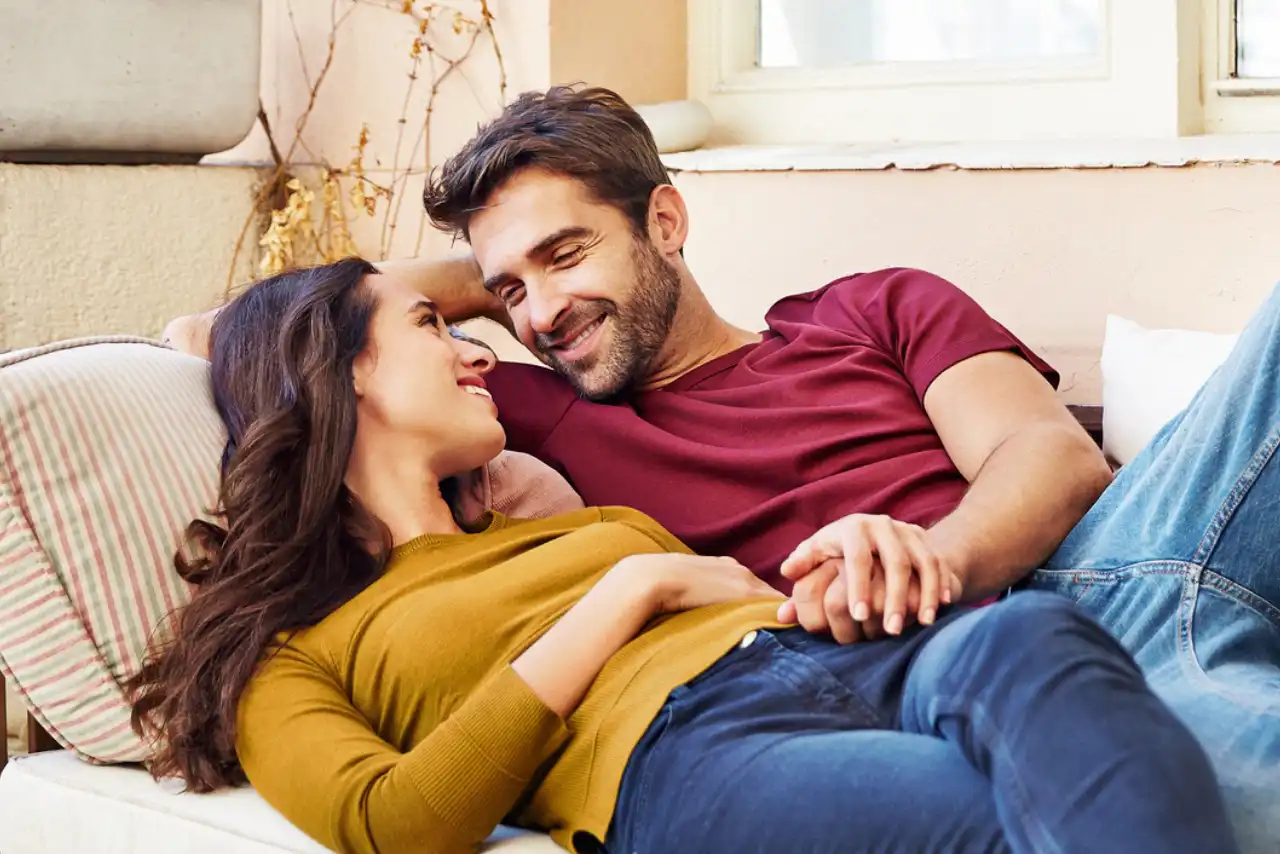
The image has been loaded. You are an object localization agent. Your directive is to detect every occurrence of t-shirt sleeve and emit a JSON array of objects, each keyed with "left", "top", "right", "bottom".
[
  {"left": 485, "top": 362, "right": 578, "bottom": 457},
  {"left": 822, "top": 268, "right": 1058, "bottom": 400}
]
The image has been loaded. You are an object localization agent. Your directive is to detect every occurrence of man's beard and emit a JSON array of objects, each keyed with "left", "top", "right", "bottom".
[{"left": 534, "top": 237, "right": 681, "bottom": 402}]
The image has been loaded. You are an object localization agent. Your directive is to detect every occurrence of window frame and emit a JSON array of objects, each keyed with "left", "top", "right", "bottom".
[
  {"left": 1203, "top": 0, "right": 1280, "bottom": 133},
  {"left": 687, "top": 0, "right": 1280, "bottom": 145}
]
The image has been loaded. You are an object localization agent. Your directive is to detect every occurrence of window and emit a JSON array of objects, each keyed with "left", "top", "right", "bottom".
[
  {"left": 757, "top": 1, "right": 1102, "bottom": 68},
  {"left": 1204, "top": 0, "right": 1280, "bottom": 133},
  {"left": 687, "top": 0, "right": 1280, "bottom": 146},
  {"left": 1235, "top": 0, "right": 1280, "bottom": 78}
]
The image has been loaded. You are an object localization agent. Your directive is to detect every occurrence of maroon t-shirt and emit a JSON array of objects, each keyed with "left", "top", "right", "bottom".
[{"left": 486, "top": 268, "right": 1057, "bottom": 592}]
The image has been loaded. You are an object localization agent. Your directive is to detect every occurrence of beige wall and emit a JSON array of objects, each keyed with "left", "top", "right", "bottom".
[
  {"left": 0, "top": 163, "right": 263, "bottom": 351},
  {"left": 210, "top": 0, "right": 684, "bottom": 262},
  {"left": 7, "top": 0, "right": 1276, "bottom": 401},
  {"left": 550, "top": 0, "right": 686, "bottom": 105},
  {"left": 672, "top": 164, "right": 1280, "bottom": 404}
]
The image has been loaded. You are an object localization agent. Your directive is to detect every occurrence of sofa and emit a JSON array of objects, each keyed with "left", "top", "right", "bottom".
[{"left": 0, "top": 316, "right": 1234, "bottom": 853}]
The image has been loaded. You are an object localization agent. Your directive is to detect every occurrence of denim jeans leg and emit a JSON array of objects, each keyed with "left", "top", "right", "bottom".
[
  {"left": 605, "top": 628, "right": 1012, "bottom": 854},
  {"left": 896, "top": 592, "right": 1238, "bottom": 854},
  {"left": 1030, "top": 282, "right": 1280, "bottom": 852}
]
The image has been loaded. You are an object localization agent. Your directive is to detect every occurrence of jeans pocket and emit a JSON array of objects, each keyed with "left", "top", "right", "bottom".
[{"left": 1028, "top": 567, "right": 1096, "bottom": 605}]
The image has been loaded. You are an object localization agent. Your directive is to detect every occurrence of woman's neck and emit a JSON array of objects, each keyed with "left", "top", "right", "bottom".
[{"left": 344, "top": 435, "right": 463, "bottom": 547}]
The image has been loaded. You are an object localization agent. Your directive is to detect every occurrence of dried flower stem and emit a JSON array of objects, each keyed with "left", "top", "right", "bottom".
[{"left": 232, "top": 1, "right": 504, "bottom": 289}]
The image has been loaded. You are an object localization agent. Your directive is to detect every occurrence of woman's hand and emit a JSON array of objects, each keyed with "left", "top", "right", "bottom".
[
  {"left": 779, "top": 514, "right": 963, "bottom": 640},
  {"left": 612, "top": 553, "right": 785, "bottom": 616}
]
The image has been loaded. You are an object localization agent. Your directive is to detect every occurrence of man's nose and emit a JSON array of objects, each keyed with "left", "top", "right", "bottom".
[{"left": 527, "top": 282, "right": 570, "bottom": 337}]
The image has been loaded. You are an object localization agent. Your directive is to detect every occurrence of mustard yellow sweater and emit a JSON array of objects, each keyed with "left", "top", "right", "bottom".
[{"left": 236, "top": 507, "right": 784, "bottom": 854}]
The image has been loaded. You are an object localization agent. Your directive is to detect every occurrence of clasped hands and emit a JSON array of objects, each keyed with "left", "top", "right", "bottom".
[{"left": 777, "top": 514, "right": 965, "bottom": 643}]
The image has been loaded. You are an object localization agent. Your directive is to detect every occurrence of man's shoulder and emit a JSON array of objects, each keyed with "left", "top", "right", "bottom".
[
  {"left": 765, "top": 267, "right": 965, "bottom": 330},
  {"left": 770, "top": 267, "right": 961, "bottom": 309}
]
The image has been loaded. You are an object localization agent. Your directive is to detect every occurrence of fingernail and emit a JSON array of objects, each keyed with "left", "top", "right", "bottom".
[
  {"left": 942, "top": 587, "right": 952, "bottom": 604},
  {"left": 921, "top": 608, "right": 936, "bottom": 625},
  {"left": 853, "top": 602, "right": 870, "bottom": 622},
  {"left": 886, "top": 613, "right": 903, "bottom": 635}
]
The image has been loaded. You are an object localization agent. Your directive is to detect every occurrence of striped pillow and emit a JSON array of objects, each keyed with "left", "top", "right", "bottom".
[
  {"left": 0, "top": 337, "right": 584, "bottom": 764},
  {"left": 0, "top": 338, "right": 222, "bottom": 762}
]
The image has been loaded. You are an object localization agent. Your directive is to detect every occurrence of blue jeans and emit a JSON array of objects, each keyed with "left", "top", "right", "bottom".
[
  {"left": 1030, "top": 284, "right": 1280, "bottom": 853},
  {"left": 603, "top": 593, "right": 1237, "bottom": 854}
]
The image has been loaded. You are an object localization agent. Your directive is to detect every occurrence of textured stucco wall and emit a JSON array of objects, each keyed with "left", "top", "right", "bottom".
[
  {"left": 0, "top": 163, "right": 266, "bottom": 351},
  {"left": 671, "top": 163, "right": 1280, "bottom": 404}
]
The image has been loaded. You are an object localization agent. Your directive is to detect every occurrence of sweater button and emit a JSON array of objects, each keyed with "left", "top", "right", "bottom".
[{"left": 739, "top": 630, "right": 759, "bottom": 649}]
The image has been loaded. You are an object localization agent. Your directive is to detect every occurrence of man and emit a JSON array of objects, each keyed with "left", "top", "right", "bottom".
[
  {"left": 418, "top": 86, "right": 1278, "bottom": 850},
  {"left": 170, "top": 86, "right": 1277, "bottom": 848}
]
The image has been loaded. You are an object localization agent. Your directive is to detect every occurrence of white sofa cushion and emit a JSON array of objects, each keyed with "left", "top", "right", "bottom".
[
  {"left": 1100, "top": 315, "right": 1238, "bottom": 466},
  {"left": 0, "top": 751, "right": 560, "bottom": 854}
]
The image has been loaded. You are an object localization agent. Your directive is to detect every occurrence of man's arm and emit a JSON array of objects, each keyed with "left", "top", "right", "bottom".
[
  {"left": 921, "top": 350, "right": 1114, "bottom": 600},
  {"left": 376, "top": 252, "right": 507, "bottom": 327},
  {"left": 162, "top": 253, "right": 505, "bottom": 360}
]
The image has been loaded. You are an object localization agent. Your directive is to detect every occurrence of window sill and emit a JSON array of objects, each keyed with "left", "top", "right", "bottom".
[{"left": 660, "top": 133, "right": 1280, "bottom": 173}]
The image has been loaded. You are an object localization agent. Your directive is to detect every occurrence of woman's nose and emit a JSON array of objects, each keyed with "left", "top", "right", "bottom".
[{"left": 450, "top": 327, "right": 497, "bottom": 375}]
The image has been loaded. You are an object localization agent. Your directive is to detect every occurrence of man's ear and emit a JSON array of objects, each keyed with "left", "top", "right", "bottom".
[{"left": 648, "top": 184, "right": 689, "bottom": 257}]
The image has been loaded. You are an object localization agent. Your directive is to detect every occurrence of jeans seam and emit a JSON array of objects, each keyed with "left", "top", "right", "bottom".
[
  {"left": 1197, "top": 567, "right": 1280, "bottom": 626},
  {"left": 1034, "top": 560, "right": 1195, "bottom": 582},
  {"left": 626, "top": 704, "right": 672, "bottom": 848},
  {"left": 1192, "top": 421, "right": 1280, "bottom": 566},
  {"left": 928, "top": 692, "right": 1060, "bottom": 854},
  {"left": 1177, "top": 573, "right": 1280, "bottom": 715}
]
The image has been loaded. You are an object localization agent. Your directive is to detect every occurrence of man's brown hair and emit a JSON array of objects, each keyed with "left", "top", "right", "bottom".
[{"left": 424, "top": 85, "right": 671, "bottom": 239}]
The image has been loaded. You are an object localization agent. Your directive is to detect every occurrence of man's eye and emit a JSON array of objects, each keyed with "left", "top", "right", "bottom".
[
  {"left": 552, "top": 247, "right": 583, "bottom": 266},
  {"left": 500, "top": 284, "right": 525, "bottom": 304}
]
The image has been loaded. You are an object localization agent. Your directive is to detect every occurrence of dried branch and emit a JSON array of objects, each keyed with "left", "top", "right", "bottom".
[{"left": 232, "top": 0, "right": 504, "bottom": 285}]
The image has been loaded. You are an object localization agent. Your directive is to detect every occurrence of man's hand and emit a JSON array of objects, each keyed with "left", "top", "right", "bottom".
[{"left": 777, "top": 514, "right": 962, "bottom": 642}]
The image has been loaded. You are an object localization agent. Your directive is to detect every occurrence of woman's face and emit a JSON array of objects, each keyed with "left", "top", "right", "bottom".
[{"left": 352, "top": 270, "right": 506, "bottom": 479}]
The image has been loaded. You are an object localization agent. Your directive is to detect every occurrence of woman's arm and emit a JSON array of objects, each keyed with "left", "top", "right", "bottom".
[
  {"left": 239, "top": 565, "right": 666, "bottom": 854},
  {"left": 238, "top": 554, "right": 776, "bottom": 854}
]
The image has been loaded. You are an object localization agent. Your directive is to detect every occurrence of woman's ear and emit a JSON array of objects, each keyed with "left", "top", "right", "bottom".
[{"left": 351, "top": 350, "right": 373, "bottom": 398}]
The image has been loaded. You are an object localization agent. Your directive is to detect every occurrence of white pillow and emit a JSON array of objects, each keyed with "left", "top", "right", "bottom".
[{"left": 1100, "top": 315, "right": 1238, "bottom": 466}]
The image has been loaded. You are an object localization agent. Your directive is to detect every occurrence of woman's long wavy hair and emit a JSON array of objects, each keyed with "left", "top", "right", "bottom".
[{"left": 126, "top": 257, "right": 395, "bottom": 792}]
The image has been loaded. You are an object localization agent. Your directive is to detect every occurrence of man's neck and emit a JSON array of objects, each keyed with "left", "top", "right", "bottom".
[{"left": 639, "top": 289, "right": 761, "bottom": 391}]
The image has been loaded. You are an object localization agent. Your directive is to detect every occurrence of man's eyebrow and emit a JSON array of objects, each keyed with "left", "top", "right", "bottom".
[{"left": 482, "top": 226, "right": 593, "bottom": 293}]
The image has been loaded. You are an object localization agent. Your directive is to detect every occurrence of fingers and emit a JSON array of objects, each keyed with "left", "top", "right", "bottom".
[
  {"left": 780, "top": 532, "right": 838, "bottom": 582},
  {"left": 823, "top": 573, "right": 859, "bottom": 644},
  {"left": 900, "top": 527, "right": 941, "bottom": 626},
  {"left": 779, "top": 540, "right": 818, "bottom": 581},
  {"left": 842, "top": 523, "right": 874, "bottom": 623},
  {"left": 790, "top": 562, "right": 839, "bottom": 636},
  {"left": 871, "top": 517, "right": 912, "bottom": 636}
]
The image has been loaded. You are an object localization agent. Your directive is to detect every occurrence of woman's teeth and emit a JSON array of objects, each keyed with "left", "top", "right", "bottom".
[{"left": 463, "top": 386, "right": 492, "bottom": 398}]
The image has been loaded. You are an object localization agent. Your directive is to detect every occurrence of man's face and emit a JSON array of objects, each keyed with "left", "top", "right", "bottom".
[{"left": 467, "top": 168, "right": 682, "bottom": 401}]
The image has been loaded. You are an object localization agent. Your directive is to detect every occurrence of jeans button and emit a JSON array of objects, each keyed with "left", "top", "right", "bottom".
[{"left": 739, "top": 630, "right": 759, "bottom": 649}]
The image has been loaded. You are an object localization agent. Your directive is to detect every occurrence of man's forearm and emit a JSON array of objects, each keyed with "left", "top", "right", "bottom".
[
  {"left": 162, "top": 253, "right": 505, "bottom": 360},
  {"left": 375, "top": 253, "right": 505, "bottom": 325},
  {"left": 925, "top": 423, "right": 1113, "bottom": 600}
]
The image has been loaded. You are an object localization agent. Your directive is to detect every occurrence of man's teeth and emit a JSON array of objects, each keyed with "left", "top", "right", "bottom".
[
  {"left": 565, "top": 319, "right": 602, "bottom": 350},
  {"left": 463, "top": 386, "right": 492, "bottom": 398}
]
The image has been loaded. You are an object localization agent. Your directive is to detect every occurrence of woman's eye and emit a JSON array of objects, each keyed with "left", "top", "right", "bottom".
[{"left": 418, "top": 311, "right": 440, "bottom": 328}]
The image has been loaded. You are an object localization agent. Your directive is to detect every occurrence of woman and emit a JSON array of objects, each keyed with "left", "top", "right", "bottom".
[{"left": 129, "top": 258, "right": 1238, "bottom": 854}]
